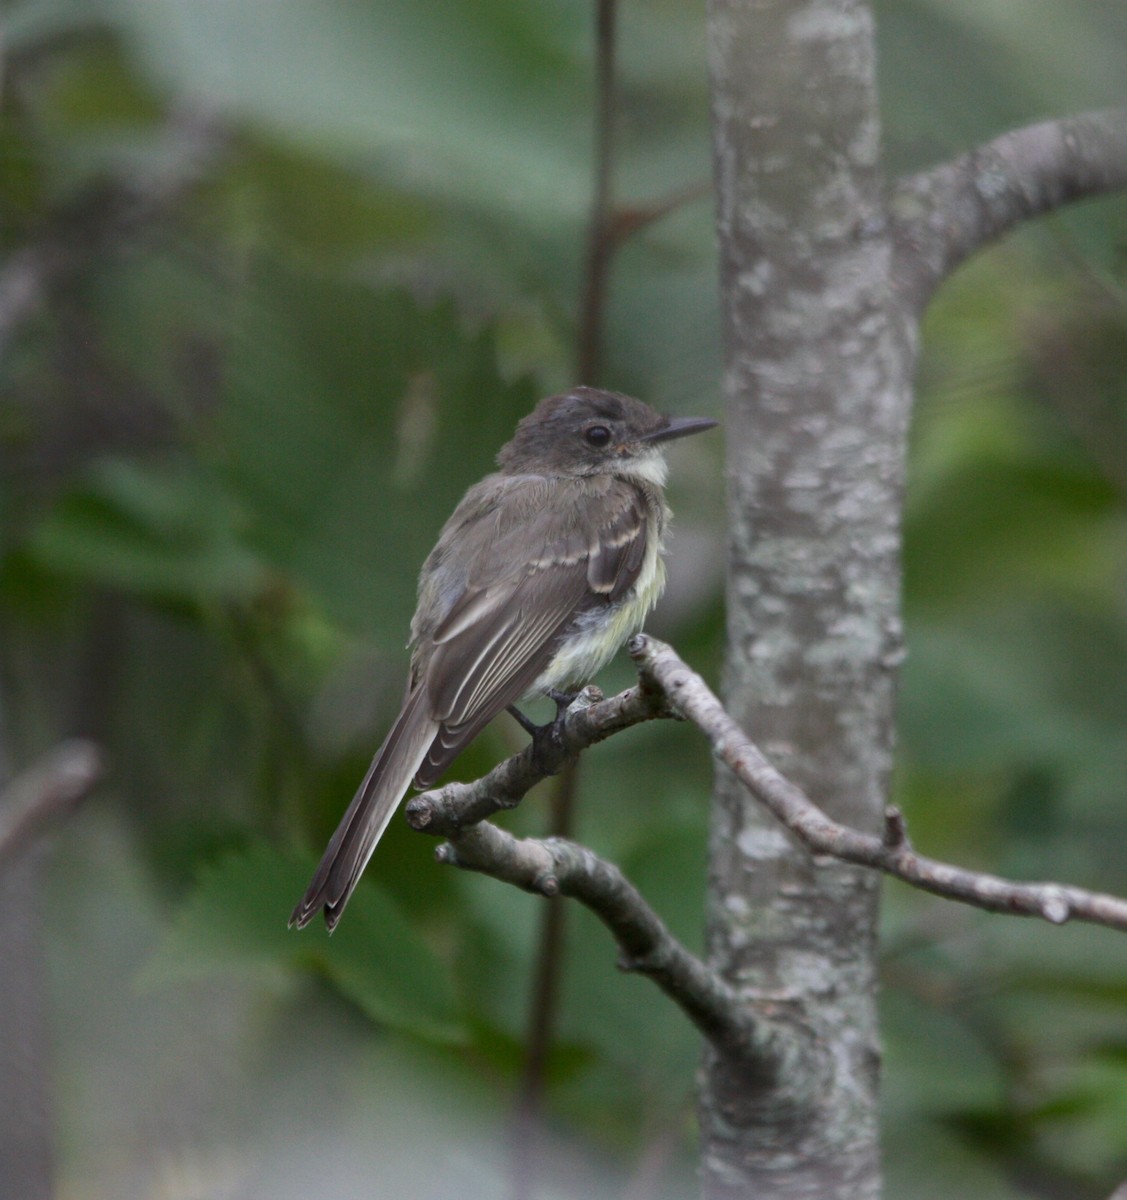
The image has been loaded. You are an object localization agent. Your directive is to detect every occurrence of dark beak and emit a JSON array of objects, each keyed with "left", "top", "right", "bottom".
[{"left": 641, "top": 415, "right": 719, "bottom": 444}]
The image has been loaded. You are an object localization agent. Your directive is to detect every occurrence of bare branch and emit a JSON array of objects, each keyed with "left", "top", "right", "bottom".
[
  {"left": 407, "top": 686, "right": 816, "bottom": 1081},
  {"left": 630, "top": 636, "right": 1127, "bottom": 933},
  {"left": 431, "top": 814, "right": 815, "bottom": 1085},
  {"left": 0, "top": 741, "right": 104, "bottom": 869},
  {"left": 410, "top": 634, "right": 1127, "bottom": 937},
  {"left": 404, "top": 681, "right": 674, "bottom": 836},
  {"left": 574, "top": 0, "right": 619, "bottom": 385},
  {"left": 406, "top": 630, "right": 1127, "bottom": 1093},
  {"left": 891, "top": 108, "right": 1127, "bottom": 310},
  {"left": 609, "top": 178, "right": 714, "bottom": 243}
]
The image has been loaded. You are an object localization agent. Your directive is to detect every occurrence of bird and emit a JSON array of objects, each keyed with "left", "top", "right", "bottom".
[{"left": 290, "top": 386, "right": 717, "bottom": 930}]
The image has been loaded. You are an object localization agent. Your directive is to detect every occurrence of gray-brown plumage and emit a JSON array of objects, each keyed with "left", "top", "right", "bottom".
[{"left": 290, "top": 387, "right": 716, "bottom": 931}]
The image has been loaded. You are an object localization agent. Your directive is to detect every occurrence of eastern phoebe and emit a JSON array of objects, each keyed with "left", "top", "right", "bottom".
[{"left": 291, "top": 386, "right": 717, "bottom": 930}]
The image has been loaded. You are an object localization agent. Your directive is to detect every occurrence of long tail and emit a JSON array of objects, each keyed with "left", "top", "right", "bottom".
[{"left": 290, "top": 689, "right": 438, "bottom": 931}]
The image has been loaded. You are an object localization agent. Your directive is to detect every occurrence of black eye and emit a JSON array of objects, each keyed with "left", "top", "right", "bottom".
[{"left": 585, "top": 424, "right": 612, "bottom": 448}]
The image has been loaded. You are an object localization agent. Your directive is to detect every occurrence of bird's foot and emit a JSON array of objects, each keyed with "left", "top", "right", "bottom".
[
  {"left": 546, "top": 688, "right": 579, "bottom": 721},
  {"left": 506, "top": 689, "right": 580, "bottom": 772}
]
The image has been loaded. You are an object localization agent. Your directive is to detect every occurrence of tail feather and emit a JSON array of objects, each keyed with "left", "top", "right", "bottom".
[{"left": 290, "top": 690, "right": 438, "bottom": 931}]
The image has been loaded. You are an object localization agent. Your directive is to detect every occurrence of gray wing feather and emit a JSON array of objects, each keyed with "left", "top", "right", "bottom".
[
  {"left": 413, "top": 574, "right": 585, "bottom": 788},
  {"left": 413, "top": 480, "right": 650, "bottom": 788},
  {"left": 586, "top": 490, "right": 648, "bottom": 598}
]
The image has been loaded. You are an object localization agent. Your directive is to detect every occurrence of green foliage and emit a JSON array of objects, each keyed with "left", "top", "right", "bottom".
[
  {"left": 1, "top": 0, "right": 1126, "bottom": 1197},
  {"left": 142, "top": 842, "right": 466, "bottom": 1044},
  {"left": 29, "top": 457, "right": 269, "bottom": 602},
  {"left": 214, "top": 268, "right": 538, "bottom": 636}
]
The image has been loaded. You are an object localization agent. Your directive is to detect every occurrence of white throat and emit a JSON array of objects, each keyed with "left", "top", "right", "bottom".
[{"left": 615, "top": 449, "right": 668, "bottom": 488}]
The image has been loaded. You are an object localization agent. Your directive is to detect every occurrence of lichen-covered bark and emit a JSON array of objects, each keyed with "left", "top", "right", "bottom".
[
  {"left": 703, "top": 1, "right": 911, "bottom": 1195},
  {"left": 891, "top": 108, "right": 1127, "bottom": 310}
]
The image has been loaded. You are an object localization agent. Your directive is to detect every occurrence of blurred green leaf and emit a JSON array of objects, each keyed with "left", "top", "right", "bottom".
[
  {"left": 208, "top": 137, "right": 435, "bottom": 265},
  {"left": 877, "top": 0, "right": 1127, "bottom": 174},
  {"left": 902, "top": 606, "right": 1127, "bottom": 802},
  {"left": 215, "top": 270, "right": 537, "bottom": 637},
  {"left": 904, "top": 454, "right": 1122, "bottom": 613},
  {"left": 28, "top": 456, "right": 270, "bottom": 602},
  {"left": 882, "top": 1123, "right": 1020, "bottom": 1200},
  {"left": 141, "top": 841, "right": 466, "bottom": 1044},
  {"left": 112, "top": 0, "right": 592, "bottom": 222},
  {"left": 617, "top": 816, "right": 707, "bottom": 953},
  {"left": 42, "top": 36, "right": 163, "bottom": 129}
]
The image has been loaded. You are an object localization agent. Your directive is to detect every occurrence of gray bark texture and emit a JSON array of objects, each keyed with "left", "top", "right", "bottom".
[
  {"left": 703, "top": 1, "right": 910, "bottom": 1196},
  {"left": 702, "top": 2, "right": 1127, "bottom": 1197}
]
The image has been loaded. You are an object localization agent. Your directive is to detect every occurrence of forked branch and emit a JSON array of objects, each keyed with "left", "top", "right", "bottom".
[
  {"left": 410, "top": 634, "right": 1127, "bottom": 971},
  {"left": 407, "top": 682, "right": 815, "bottom": 1083},
  {"left": 891, "top": 108, "right": 1127, "bottom": 309},
  {"left": 631, "top": 638, "right": 1127, "bottom": 932},
  {"left": 405, "top": 635, "right": 1127, "bottom": 1079}
]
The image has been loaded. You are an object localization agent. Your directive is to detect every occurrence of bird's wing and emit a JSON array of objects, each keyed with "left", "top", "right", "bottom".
[
  {"left": 412, "top": 479, "right": 651, "bottom": 787},
  {"left": 581, "top": 480, "right": 652, "bottom": 602}
]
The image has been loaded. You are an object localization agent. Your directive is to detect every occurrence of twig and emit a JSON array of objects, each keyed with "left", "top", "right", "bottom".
[
  {"left": 891, "top": 108, "right": 1127, "bottom": 310},
  {"left": 410, "top": 633, "right": 1127, "bottom": 978},
  {"left": 405, "top": 630, "right": 1127, "bottom": 1137},
  {"left": 432, "top": 817, "right": 810, "bottom": 1083},
  {"left": 510, "top": 755, "right": 575, "bottom": 1196},
  {"left": 609, "top": 178, "right": 714, "bottom": 243},
  {"left": 404, "top": 682, "right": 672, "bottom": 836},
  {"left": 518, "top": 5, "right": 622, "bottom": 1184},
  {"left": 407, "top": 686, "right": 812, "bottom": 1079},
  {"left": 630, "top": 636, "right": 1127, "bottom": 933},
  {"left": 0, "top": 741, "right": 104, "bottom": 869}
]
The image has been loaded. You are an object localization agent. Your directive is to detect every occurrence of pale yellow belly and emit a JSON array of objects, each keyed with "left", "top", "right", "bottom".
[{"left": 530, "top": 538, "right": 667, "bottom": 695}]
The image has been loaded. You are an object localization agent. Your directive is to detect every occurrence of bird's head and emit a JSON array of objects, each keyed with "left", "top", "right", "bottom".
[{"left": 496, "top": 386, "right": 717, "bottom": 482}]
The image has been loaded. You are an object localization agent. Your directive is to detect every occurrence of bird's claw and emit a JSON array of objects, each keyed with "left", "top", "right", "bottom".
[
  {"left": 506, "top": 690, "right": 579, "bottom": 772},
  {"left": 546, "top": 688, "right": 579, "bottom": 722}
]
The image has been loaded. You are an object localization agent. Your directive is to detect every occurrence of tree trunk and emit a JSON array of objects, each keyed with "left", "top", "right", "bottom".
[{"left": 702, "top": 1, "right": 913, "bottom": 1195}]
